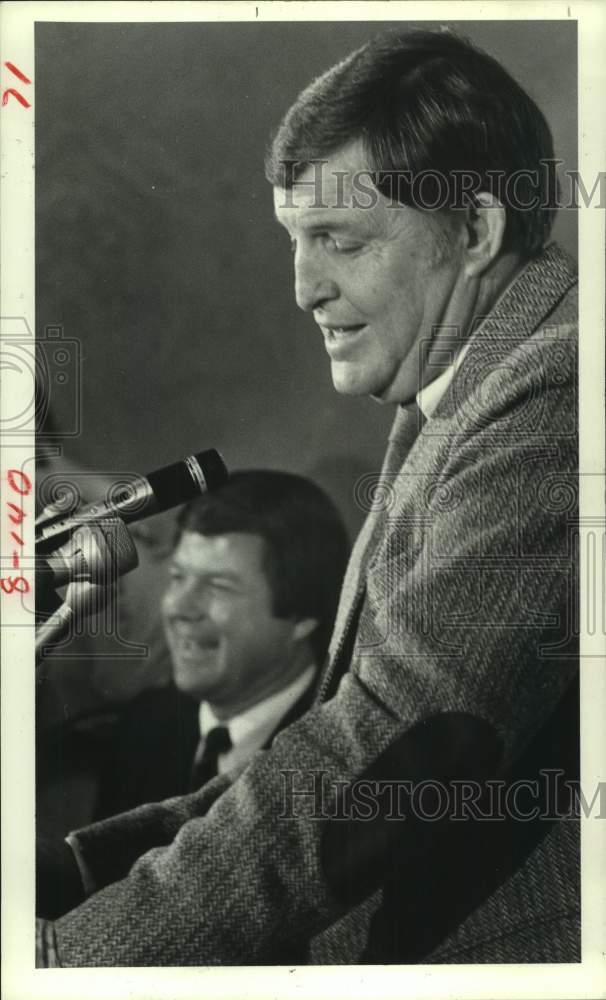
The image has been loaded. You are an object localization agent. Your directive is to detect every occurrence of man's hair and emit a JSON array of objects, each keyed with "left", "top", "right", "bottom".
[
  {"left": 265, "top": 28, "right": 558, "bottom": 257},
  {"left": 176, "top": 470, "right": 350, "bottom": 662}
]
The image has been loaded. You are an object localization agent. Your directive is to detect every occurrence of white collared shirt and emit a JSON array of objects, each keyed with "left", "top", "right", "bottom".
[
  {"left": 198, "top": 663, "right": 317, "bottom": 775},
  {"left": 416, "top": 340, "right": 472, "bottom": 420}
]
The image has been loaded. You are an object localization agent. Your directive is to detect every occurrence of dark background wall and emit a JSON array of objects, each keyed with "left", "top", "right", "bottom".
[{"left": 36, "top": 19, "right": 577, "bottom": 539}]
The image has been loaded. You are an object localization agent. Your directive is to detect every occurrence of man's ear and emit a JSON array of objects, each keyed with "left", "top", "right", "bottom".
[
  {"left": 292, "top": 617, "right": 319, "bottom": 643},
  {"left": 464, "top": 191, "right": 506, "bottom": 277}
]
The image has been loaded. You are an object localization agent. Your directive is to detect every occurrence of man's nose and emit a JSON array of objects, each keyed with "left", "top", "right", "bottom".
[
  {"left": 166, "top": 582, "right": 209, "bottom": 620},
  {"left": 294, "top": 248, "right": 339, "bottom": 312}
]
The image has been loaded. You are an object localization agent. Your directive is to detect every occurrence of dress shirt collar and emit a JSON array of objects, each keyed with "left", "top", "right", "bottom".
[
  {"left": 416, "top": 258, "right": 531, "bottom": 420},
  {"left": 416, "top": 340, "right": 472, "bottom": 419},
  {"left": 198, "top": 663, "right": 316, "bottom": 773}
]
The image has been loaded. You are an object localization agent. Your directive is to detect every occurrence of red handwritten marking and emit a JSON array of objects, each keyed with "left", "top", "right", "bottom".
[
  {"left": 4, "top": 62, "right": 31, "bottom": 84},
  {"left": 7, "top": 469, "right": 32, "bottom": 495},
  {"left": 3, "top": 472, "right": 31, "bottom": 595},
  {"left": 7, "top": 502, "right": 25, "bottom": 525},
  {"left": 2, "top": 88, "right": 31, "bottom": 109},
  {"left": 0, "top": 576, "right": 29, "bottom": 595}
]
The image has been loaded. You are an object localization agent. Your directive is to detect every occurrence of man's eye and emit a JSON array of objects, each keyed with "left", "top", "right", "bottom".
[
  {"left": 208, "top": 579, "right": 236, "bottom": 593},
  {"left": 325, "top": 235, "right": 362, "bottom": 254}
]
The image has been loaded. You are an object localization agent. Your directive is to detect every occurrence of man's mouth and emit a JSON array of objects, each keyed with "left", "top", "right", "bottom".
[
  {"left": 321, "top": 323, "right": 366, "bottom": 340},
  {"left": 320, "top": 323, "right": 367, "bottom": 356},
  {"left": 171, "top": 630, "right": 219, "bottom": 654}
]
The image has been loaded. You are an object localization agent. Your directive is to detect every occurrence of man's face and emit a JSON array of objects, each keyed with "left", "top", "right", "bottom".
[
  {"left": 162, "top": 531, "right": 304, "bottom": 714},
  {"left": 273, "top": 140, "right": 465, "bottom": 404}
]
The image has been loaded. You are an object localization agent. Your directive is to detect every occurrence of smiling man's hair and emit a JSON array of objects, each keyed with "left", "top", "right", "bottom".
[
  {"left": 176, "top": 470, "right": 349, "bottom": 662},
  {"left": 265, "top": 28, "right": 558, "bottom": 258}
]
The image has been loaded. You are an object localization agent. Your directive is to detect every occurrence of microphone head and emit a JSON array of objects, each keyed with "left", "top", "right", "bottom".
[
  {"left": 61, "top": 517, "right": 139, "bottom": 586},
  {"left": 61, "top": 518, "right": 138, "bottom": 615},
  {"left": 190, "top": 449, "right": 229, "bottom": 492},
  {"left": 87, "top": 516, "right": 139, "bottom": 577},
  {"left": 147, "top": 449, "right": 228, "bottom": 512},
  {"left": 36, "top": 448, "right": 229, "bottom": 552}
]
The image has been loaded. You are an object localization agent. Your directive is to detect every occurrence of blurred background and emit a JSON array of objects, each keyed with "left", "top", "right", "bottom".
[{"left": 34, "top": 19, "right": 578, "bottom": 806}]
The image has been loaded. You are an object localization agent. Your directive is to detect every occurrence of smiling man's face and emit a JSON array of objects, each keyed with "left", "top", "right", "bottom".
[
  {"left": 162, "top": 531, "right": 305, "bottom": 716},
  {"left": 273, "top": 141, "right": 465, "bottom": 404}
]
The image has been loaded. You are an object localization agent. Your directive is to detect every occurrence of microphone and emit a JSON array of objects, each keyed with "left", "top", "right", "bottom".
[
  {"left": 36, "top": 518, "right": 139, "bottom": 591},
  {"left": 36, "top": 448, "right": 228, "bottom": 550},
  {"left": 35, "top": 580, "right": 111, "bottom": 665},
  {"left": 35, "top": 518, "right": 139, "bottom": 663}
]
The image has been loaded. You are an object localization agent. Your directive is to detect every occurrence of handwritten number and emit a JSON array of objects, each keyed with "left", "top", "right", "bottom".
[
  {"left": 2, "top": 88, "right": 30, "bottom": 109},
  {"left": 7, "top": 502, "right": 25, "bottom": 525},
  {"left": 2, "top": 62, "right": 31, "bottom": 109},
  {"left": 0, "top": 576, "right": 29, "bottom": 595},
  {"left": 4, "top": 62, "right": 31, "bottom": 84},
  {"left": 7, "top": 469, "right": 32, "bottom": 496}
]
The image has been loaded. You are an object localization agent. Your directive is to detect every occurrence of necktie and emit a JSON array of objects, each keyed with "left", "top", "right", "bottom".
[
  {"left": 317, "top": 401, "right": 425, "bottom": 703},
  {"left": 188, "top": 725, "right": 232, "bottom": 791},
  {"left": 344, "top": 401, "right": 425, "bottom": 602},
  {"left": 385, "top": 400, "right": 425, "bottom": 470}
]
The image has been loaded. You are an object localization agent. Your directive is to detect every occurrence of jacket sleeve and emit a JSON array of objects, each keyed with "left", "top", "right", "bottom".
[{"left": 49, "top": 337, "right": 578, "bottom": 966}]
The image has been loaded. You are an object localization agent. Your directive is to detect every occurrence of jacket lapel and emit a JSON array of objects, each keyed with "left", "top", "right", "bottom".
[
  {"left": 318, "top": 404, "right": 424, "bottom": 701},
  {"left": 318, "top": 243, "right": 577, "bottom": 704}
]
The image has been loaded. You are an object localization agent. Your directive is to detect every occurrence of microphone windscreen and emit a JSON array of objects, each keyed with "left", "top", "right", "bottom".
[{"left": 94, "top": 517, "right": 139, "bottom": 576}]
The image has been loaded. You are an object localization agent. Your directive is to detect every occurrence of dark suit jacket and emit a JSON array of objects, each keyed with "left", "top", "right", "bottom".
[
  {"left": 46, "top": 244, "right": 580, "bottom": 966},
  {"left": 92, "top": 684, "right": 200, "bottom": 819},
  {"left": 37, "top": 676, "right": 318, "bottom": 830},
  {"left": 92, "top": 678, "right": 318, "bottom": 819}
]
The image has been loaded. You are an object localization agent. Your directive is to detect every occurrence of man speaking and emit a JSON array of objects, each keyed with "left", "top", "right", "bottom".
[{"left": 36, "top": 28, "right": 579, "bottom": 965}]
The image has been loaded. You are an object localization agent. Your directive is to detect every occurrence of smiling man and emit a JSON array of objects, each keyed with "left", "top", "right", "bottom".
[
  {"left": 37, "top": 28, "right": 579, "bottom": 966},
  {"left": 165, "top": 531, "right": 314, "bottom": 722},
  {"left": 64, "top": 471, "right": 350, "bottom": 822},
  {"left": 162, "top": 477, "right": 333, "bottom": 749}
]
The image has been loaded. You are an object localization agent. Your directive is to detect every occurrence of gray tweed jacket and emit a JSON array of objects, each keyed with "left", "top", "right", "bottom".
[{"left": 46, "top": 243, "right": 580, "bottom": 966}]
